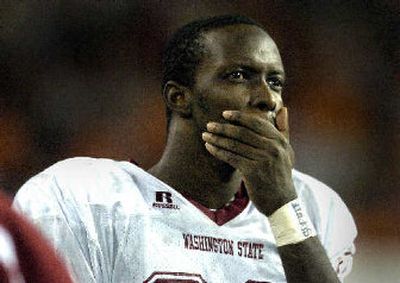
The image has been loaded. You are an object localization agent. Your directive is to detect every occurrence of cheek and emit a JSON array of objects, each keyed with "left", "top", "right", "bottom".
[{"left": 196, "top": 86, "right": 248, "bottom": 115}]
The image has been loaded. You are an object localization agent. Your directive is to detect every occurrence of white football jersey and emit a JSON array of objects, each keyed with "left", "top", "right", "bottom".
[{"left": 13, "top": 157, "right": 356, "bottom": 283}]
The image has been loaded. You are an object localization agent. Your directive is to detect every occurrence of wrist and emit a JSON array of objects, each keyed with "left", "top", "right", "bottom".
[
  {"left": 268, "top": 198, "right": 317, "bottom": 247},
  {"left": 261, "top": 189, "right": 298, "bottom": 217}
]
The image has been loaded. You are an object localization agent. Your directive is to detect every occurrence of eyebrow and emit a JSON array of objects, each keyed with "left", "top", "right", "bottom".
[{"left": 269, "top": 70, "right": 286, "bottom": 81}]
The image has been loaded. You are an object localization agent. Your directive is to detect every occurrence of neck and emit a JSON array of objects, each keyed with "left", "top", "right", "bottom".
[{"left": 148, "top": 119, "right": 242, "bottom": 209}]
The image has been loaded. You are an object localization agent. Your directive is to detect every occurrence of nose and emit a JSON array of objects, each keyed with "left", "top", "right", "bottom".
[{"left": 250, "top": 81, "right": 277, "bottom": 112}]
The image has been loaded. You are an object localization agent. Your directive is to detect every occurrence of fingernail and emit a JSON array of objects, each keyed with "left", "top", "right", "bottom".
[
  {"left": 222, "top": 111, "right": 233, "bottom": 119},
  {"left": 202, "top": 132, "right": 211, "bottom": 140},
  {"left": 207, "top": 122, "right": 217, "bottom": 131}
]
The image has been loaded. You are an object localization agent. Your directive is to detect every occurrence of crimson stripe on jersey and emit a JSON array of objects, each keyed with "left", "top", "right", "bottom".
[{"left": 184, "top": 182, "right": 249, "bottom": 226}]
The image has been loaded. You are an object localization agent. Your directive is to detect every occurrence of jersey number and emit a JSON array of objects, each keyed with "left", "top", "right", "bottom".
[
  {"left": 144, "top": 272, "right": 270, "bottom": 283},
  {"left": 144, "top": 272, "right": 205, "bottom": 282}
]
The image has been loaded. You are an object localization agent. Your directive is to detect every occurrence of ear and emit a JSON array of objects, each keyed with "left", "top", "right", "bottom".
[{"left": 163, "top": 81, "right": 192, "bottom": 117}]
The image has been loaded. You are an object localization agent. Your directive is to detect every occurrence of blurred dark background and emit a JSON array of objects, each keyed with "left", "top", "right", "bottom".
[{"left": 1, "top": 1, "right": 399, "bottom": 281}]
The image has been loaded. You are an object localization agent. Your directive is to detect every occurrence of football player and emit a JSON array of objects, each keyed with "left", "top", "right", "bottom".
[{"left": 13, "top": 15, "right": 356, "bottom": 282}]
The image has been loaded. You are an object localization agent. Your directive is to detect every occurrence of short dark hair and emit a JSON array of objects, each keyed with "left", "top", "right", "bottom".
[{"left": 162, "top": 15, "right": 263, "bottom": 129}]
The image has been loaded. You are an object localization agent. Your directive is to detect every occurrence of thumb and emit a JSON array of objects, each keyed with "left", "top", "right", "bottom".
[
  {"left": 276, "top": 107, "right": 295, "bottom": 167},
  {"left": 275, "top": 106, "right": 289, "bottom": 139}
]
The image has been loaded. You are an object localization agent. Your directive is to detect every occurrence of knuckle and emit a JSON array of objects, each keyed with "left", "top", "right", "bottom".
[
  {"left": 230, "top": 140, "right": 239, "bottom": 151},
  {"left": 260, "top": 136, "right": 269, "bottom": 146},
  {"left": 224, "top": 124, "right": 235, "bottom": 135},
  {"left": 250, "top": 119, "right": 258, "bottom": 129},
  {"left": 208, "top": 134, "right": 216, "bottom": 143},
  {"left": 270, "top": 145, "right": 282, "bottom": 158},
  {"left": 234, "top": 127, "right": 242, "bottom": 137},
  {"left": 279, "top": 135, "right": 289, "bottom": 146},
  {"left": 218, "top": 123, "right": 227, "bottom": 134},
  {"left": 215, "top": 123, "right": 223, "bottom": 133},
  {"left": 254, "top": 118, "right": 264, "bottom": 130},
  {"left": 232, "top": 112, "right": 240, "bottom": 120},
  {"left": 278, "top": 146, "right": 286, "bottom": 157},
  {"left": 226, "top": 154, "right": 237, "bottom": 164}
]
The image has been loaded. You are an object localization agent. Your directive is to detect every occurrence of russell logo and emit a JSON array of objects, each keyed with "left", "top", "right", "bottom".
[{"left": 152, "top": 191, "right": 180, "bottom": 210}]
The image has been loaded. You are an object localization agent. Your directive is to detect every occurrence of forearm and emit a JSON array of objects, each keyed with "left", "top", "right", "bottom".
[{"left": 278, "top": 237, "right": 340, "bottom": 283}]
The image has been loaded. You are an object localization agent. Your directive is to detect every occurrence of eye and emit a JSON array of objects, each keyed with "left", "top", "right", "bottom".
[
  {"left": 267, "top": 77, "right": 283, "bottom": 91},
  {"left": 226, "top": 70, "right": 248, "bottom": 82}
]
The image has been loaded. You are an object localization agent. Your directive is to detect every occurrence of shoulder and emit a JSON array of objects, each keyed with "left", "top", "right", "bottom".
[
  {"left": 291, "top": 168, "right": 354, "bottom": 226},
  {"left": 13, "top": 157, "right": 151, "bottom": 217},
  {"left": 292, "top": 169, "right": 346, "bottom": 226},
  {"left": 292, "top": 169, "right": 345, "bottom": 213},
  {"left": 38, "top": 156, "right": 135, "bottom": 181},
  {"left": 16, "top": 157, "right": 134, "bottom": 195}
]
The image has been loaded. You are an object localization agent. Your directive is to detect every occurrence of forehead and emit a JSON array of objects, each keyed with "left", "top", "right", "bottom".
[{"left": 200, "top": 24, "right": 283, "bottom": 71}]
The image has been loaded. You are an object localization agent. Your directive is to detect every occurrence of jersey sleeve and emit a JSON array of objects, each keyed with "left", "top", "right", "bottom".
[
  {"left": 321, "top": 191, "right": 357, "bottom": 282},
  {"left": 13, "top": 169, "right": 107, "bottom": 283},
  {"left": 294, "top": 171, "right": 357, "bottom": 282}
]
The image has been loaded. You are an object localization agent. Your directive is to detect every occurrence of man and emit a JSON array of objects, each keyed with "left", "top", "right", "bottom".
[
  {"left": 13, "top": 15, "right": 356, "bottom": 282},
  {"left": 0, "top": 191, "right": 73, "bottom": 282}
]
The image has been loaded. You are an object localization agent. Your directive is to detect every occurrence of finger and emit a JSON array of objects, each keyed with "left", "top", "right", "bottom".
[
  {"left": 202, "top": 132, "right": 262, "bottom": 160},
  {"left": 206, "top": 122, "right": 270, "bottom": 149},
  {"left": 204, "top": 143, "right": 251, "bottom": 169},
  {"left": 222, "top": 110, "right": 281, "bottom": 139}
]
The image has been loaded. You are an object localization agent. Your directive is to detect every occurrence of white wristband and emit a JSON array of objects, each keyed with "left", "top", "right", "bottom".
[{"left": 269, "top": 198, "right": 317, "bottom": 247}]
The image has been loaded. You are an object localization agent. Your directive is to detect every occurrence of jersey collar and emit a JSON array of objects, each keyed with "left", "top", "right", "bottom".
[{"left": 183, "top": 183, "right": 249, "bottom": 226}]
